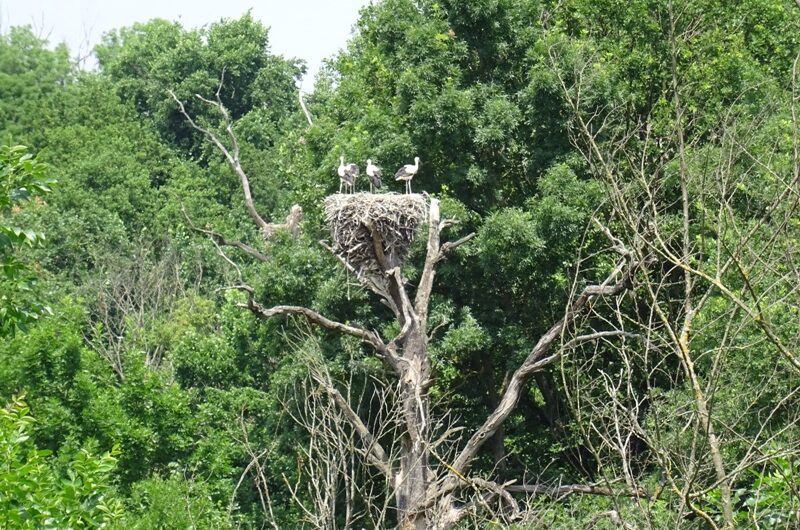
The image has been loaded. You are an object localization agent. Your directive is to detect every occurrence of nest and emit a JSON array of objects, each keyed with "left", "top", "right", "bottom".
[{"left": 324, "top": 192, "right": 428, "bottom": 275}]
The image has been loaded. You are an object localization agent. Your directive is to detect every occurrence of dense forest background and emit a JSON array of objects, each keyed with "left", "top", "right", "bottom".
[{"left": 2, "top": 0, "right": 800, "bottom": 528}]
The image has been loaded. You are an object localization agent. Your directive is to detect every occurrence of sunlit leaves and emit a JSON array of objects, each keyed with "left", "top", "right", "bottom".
[
  {"left": 0, "top": 144, "right": 54, "bottom": 336},
  {"left": 0, "top": 396, "right": 124, "bottom": 528}
]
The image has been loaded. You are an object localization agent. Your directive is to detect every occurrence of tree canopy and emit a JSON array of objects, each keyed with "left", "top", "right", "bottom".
[{"left": 1, "top": 2, "right": 799, "bottom": 528}]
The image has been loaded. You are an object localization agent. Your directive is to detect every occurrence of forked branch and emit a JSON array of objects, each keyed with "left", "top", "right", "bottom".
[
  {"left": 169, "top": 81, "right": 302, "bottom": 240},
  {"left": 450, "top": 259, "right": 636, "bottom": 477}
]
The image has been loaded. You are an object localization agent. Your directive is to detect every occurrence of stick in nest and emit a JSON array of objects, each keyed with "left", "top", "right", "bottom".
[{"left": 324, "top": 193, "right": 428, "bottom": 276}]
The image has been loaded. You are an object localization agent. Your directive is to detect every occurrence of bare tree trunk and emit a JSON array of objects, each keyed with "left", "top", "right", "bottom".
[{"left": 395, "top": 330, "right": 430, "bottom": 529}]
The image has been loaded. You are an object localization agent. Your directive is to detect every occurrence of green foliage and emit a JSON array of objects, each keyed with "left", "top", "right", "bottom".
[
  {"left": 741, "top": 458, "right": 800, "bottom": 529},
  {"left": 0, "top": 396, "right": 125, "bottom": 528},
  {"left": 0, "top": 144, "right": 54, "bottom": 335},
  {"left": 95, "top": 13, "right": 303, "bottom": 153},
  {"left": 0, "top": 28, "right": 73, "bottom": 145},
  {"left": 122, "top": 474, "right": 235, "bottom": 530},
  {"left": 1, "top": 0, "right": 799, "bottom": 527}
]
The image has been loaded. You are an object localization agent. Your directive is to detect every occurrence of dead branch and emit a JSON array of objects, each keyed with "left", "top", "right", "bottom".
[
  {"left": 299, "top": 88, "right": 313, "bottom": 126},
  {"left": 449, "top": 259, "right": 636, "bottom": 478},
  {"left": 244, "top": 300, "right": 384, "bottom": 351},
  {"left": 316, "top": 375, "right": 395, "bottom": 479},
  {"left": 168, "top": 86, "right": 302, "bottom": 240},
  {"left": 182, "top": 206, "right": 271, "bottom": 262},
  {"left": 505, "top": 482, "right": 649, "bottom": 499},
  {"left": 236, "top": 289, "right": 404, "bottom": 376}
]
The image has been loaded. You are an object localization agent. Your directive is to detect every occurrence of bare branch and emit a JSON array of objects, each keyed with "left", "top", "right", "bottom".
[
  {"left": 505, "top": 482, "right": 649, "bottom": 499},
  {"left": 415, "top": 198, "right": 442, "bottom": 325},
  {"left": 238, "top": 291, "right": 404, "bottom": 377},
  {"left": 245, "top": 301, "right": 383, "bottom": 349},
  {"left": 437, "top": 232, "right": 476, "bottom": 262},
  {"left": 316, "top": 375, "right": 394, "bottom": 478},
  {"left": 168, "top": 87, "right": 271, "bottom": 235},
  {"left": 182, "top": 206, "right": 271, "bottom": 263},
  {"left": 450, "top": 260, "right": 635, "bottom": 477},
  {"left": 561, "top": 330, "right": 639, "bottom": 350},
  {"left": 299, "top": 88, "right": 313, "bottom": 126}
]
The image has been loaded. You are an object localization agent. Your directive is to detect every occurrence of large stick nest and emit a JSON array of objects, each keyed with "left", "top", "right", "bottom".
[{"left": 324, "top": 193, "right": 428, "bottom": 275}]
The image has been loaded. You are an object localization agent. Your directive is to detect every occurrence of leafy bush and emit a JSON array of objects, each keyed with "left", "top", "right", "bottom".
[
  {"left": 0, "top": 144, "right": 54, "bottom": 335},
  {"left": 0, "top": 396, "right": 125, "bottom": 528}
]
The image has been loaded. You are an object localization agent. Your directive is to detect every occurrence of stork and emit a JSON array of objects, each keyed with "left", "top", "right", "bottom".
[
  {"left": 337, "top": 155, "right": 359, "bottom": 193},
  {"left": 366, "top": 159, "right": 382, "bottom": 193},
  {"left": 394, "top": 156, "right": 419, "bottom": 194}
]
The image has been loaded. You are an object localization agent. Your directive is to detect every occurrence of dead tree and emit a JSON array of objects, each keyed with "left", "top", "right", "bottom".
[
  {"left": 84, "top": 238, "right": 198, "bottom": 380},
  {"left": 172, "top": 85, "right": 643, "bottom": 528},
  {"left": 236, "top": 193, "right": 638, "bottom": 529}
]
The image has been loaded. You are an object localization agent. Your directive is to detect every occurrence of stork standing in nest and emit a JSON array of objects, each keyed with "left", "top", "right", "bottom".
[
  {"left": 366, "top": 159, "right": 383, "bottom": 193},
  {"left": 394, "top": 156, "right": 419, "bottom": 194},
  {"left": 338, "top": 156, "right": 359, "bottom": 193}
]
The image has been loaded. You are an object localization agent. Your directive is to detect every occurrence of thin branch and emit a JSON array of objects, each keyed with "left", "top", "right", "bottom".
[
  {"left": 561, "top": 330, "right": 639, "bottom": 350},
  {"left": 182, "top": 207, "right": 270, "bottom": 263},
  {"left": 505, "top": 482, "right": 649, "bottom": 499},
  {"left": 299, "top": 88, "right": 313, "bottom": 126},
  {"left": 319, "top": 380, "right": 394, "bottom": 479}
]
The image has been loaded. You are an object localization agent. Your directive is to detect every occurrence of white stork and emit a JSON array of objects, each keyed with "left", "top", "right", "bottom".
[
  {"left": 337, "top": 155, "right": 359, "bottom": 193},
  {"left": 366, "top": 159, "right": 383, "bottom": 193},
  {"left": 394, "top": 156, "right": 419, "bottom": 194}
]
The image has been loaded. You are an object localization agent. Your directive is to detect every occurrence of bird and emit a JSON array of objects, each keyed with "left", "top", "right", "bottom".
[
  {"left": 337, "top": 155, "right": 359, "bottom": 193},
  {"left": 366, "top": 159, "right": 383, "bottom": 193},
  {"left": 394, "top": 156, "right": 419, "bottom": 194}
]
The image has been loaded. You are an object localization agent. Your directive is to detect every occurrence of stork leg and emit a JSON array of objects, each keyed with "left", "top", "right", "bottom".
[{"left": 339, "top": 180, "right": 343, "bottom": 193}]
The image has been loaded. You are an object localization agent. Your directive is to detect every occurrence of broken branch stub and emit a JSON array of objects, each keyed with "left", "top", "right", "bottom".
[{"left": 324, "top": 193, "right": 427, "bottom": 277}]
